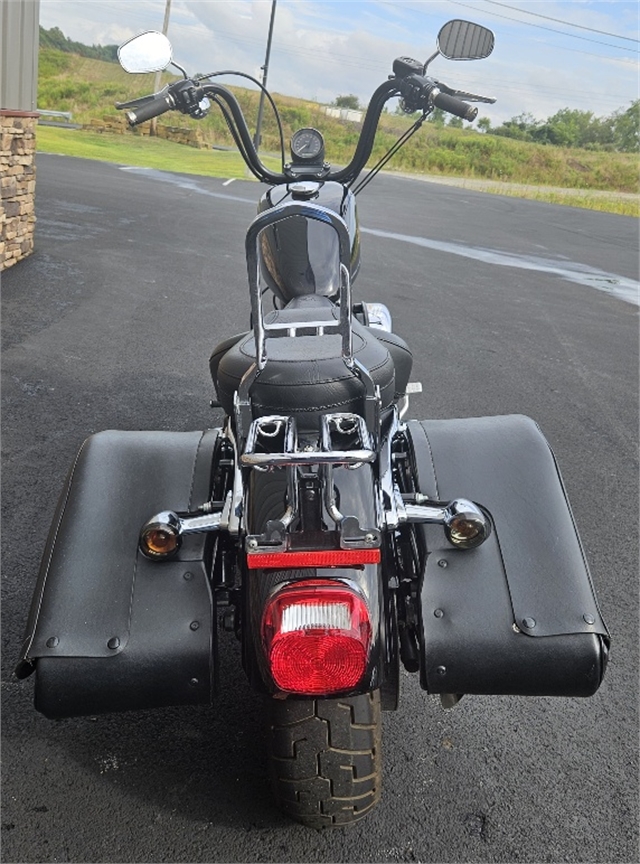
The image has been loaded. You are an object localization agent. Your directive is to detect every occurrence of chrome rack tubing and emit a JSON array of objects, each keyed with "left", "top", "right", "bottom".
[
  {"left": 380, "top": 408, "right": 402, "bottom": 528},
  {"left": 224, "top": 420, "right": 244, "bottom": 534},
  {"left": 339, "top": 263, "right": 353, "bottom": 364},
  {"left": 323, "top": 462, "right": 344, "bottom": 527},
  {"left": 320, "top": 413, "right": 374, "bottom": 455}
]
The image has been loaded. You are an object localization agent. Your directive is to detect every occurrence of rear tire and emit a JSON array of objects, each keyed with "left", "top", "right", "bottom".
[{"left": 267, "top": 690, "right": 382, "bottom": 828}]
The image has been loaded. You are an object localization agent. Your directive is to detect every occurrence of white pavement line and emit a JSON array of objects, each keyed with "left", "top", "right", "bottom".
[
  {"left": 362, "top": 227, "right": 640, "bottom": 306},
  {"left": 223, "top": 178, "right": 236, "bottom": 186}
]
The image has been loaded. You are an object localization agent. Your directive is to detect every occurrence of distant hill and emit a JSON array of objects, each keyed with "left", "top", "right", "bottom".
[
  {"left": 36, "top": 38, "right": 638, "bottom": 194},
  {"left": 39, "top": 25, "right": 118, "bottom": 63}
]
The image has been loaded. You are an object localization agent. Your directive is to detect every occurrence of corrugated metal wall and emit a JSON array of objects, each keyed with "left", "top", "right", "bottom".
[{"left": 1, "top": 0, "right": 41, "bottom": 111}]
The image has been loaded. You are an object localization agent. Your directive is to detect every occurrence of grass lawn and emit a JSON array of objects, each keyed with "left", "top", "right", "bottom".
[
  {"left": 37, "top": 125, "right": 638, "bottom": 216},
  {"left": 36, "top": 125, "right": 279, "bottom": 179}
]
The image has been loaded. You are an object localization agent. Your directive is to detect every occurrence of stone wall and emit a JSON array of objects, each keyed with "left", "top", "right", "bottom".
[
  {"left": 1, "top": 111, "right": 37, "bottom": 271},
  {"left": 86, "top": 114, "right": 207, "bottom": 149}
]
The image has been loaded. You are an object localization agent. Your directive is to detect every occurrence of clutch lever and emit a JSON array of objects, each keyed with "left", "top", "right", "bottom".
[{"left": 114, "top": 94, "right": 159, "bottom": 110}]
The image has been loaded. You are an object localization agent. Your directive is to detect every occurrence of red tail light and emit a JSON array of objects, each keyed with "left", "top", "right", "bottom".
[{"left": 262, "top": 580, "right": 371, "bottom": 695}]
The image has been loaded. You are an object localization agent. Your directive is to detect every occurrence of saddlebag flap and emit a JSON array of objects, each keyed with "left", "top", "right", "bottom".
[
  {"left": 16, "top": 429, "right": 219, "bottom": 718},
  {"left": 406, "top": 416, "right": 609, "bottom": 698}
]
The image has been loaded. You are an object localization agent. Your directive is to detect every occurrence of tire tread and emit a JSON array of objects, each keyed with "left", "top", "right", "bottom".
[{"left": 268, "top": 691, "right": 382, "bottom": 828}]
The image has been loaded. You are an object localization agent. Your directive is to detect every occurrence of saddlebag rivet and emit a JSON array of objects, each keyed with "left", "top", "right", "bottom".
[
  {"left": 438, "top": 559, "right": 448, "bottom": 568},
  {"left": 583, "top": 614, "right": 596, "bottom": 625},
  {"left": 434, "top": 609, "right": 445, "bottom": 618},
  {"left": 436, "top": 666, "right": 447, "bottom": 675},
  {"left": 190, "top": 621, "right": 200, "bottom": 631},
  {"left": 183, "top": 571, "right": 194, "bottom": 581},
  {"left": 189, "top": 678, "right": 199, "bottom": 687},
  {"left": 107, "top": 637, "right": 120, "bottom": 650},
  {"left": 522, "top": 617, "right": 536, "bottom": 629},
  {"left": 46, "top": 637, "right": 59, "bottom": 648}
]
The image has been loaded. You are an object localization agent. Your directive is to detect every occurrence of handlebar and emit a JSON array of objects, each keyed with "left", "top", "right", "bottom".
[
  {"left": 431, "top": 90, "right": 478, "bottom": 122},
  {"left": 123, "top": 88, "right": 176, "bottom": 125},
  {"left": 116, "top": 66, "right": 479, "bottom": 185}
]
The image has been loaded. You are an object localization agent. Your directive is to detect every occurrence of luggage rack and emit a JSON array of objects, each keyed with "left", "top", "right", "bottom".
[
  {"left": 240, "top": 413, "right": 376, "bottom": 468},
  {"left": 241, "top": 412, "right": 383, "bottom": 559}
]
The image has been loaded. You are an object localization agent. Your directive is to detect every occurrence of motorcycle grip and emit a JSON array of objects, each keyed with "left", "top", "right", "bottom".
[
  {"left": 125, "top": 93, "right": 175, "bottom": 126},
  {"left": 432, "top": 91, "right": 478, "bottom": 122}
]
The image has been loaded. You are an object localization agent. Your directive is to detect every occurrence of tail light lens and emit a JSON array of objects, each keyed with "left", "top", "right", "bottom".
[{"left": 262, "top": 580, "right": 371, "bottom": 695}]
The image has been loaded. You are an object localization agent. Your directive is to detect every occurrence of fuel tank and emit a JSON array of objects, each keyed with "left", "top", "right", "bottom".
[{"left": 257, "top": 181, "right": 361, "bottom": 304}]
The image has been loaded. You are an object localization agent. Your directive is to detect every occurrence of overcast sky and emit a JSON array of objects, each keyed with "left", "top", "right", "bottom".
[{"left": 39, "top": 0, "right": 639, "bottom": 125}]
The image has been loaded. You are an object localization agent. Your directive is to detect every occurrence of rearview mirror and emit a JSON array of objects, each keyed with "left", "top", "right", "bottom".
[
  {"left": 437, "top": 20, "right": 495, "bottom": 61},
  {"left": 118, "top": 31, "right": 172, "bottom": 74}
]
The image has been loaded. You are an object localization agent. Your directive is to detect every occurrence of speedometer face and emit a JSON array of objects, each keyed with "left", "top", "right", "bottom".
[{"left": 290, "top": 128, "right": 324, "bottom": 162}]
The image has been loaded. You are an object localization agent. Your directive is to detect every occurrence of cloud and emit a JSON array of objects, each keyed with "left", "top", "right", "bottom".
[{"left": 39, "top": 0, "right": 639, "bottom": 124}]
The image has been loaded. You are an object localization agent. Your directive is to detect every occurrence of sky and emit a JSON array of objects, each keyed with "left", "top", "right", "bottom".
[{"left": 39, "top": 0, "right": 639, "bottom": 126}]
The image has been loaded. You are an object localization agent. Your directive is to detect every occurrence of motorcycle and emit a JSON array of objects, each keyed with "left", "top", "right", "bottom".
[{"left": 16, "top": 20, "right": 609, "bottom": 828}]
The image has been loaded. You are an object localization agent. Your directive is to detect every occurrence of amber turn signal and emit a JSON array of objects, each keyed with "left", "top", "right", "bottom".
[
  {"left": 444, "top": 500, "right": 491, "bottom": 550},
  {"left": 139, "top": 511, "right": 181, "bottom": 558}
]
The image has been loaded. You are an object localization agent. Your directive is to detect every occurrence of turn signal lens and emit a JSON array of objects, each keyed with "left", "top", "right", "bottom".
[
  {"left": 262, "top": 580, "right": 371, "bottom": 695},
  {"left": 141, "top": 527, "right": 179, "bottom": 557},
  {"left": 139, "top": 511, "right": 181, "bottom": 558},
  {"left": 444, "top": 500, "right": 491, "bottom": 550},
  {"left": 449, "top": 516, "right": 481, "bottom": 544}
]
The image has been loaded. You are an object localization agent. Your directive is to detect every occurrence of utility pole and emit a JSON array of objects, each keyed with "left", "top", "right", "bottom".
[
  {"left": 253, "top": 0, "right": 277, "bottom": 152},
  {"left": 150, "top": 0, "right": 172, "bottom": 137}
]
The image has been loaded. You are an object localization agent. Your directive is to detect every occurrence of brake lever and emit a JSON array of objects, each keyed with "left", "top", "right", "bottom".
[
  {"left": 450, "top": 89, "right": 496, "bottom": 104},
  {"left": 432, "top": 80, "right": 496, "bottom": 104}
]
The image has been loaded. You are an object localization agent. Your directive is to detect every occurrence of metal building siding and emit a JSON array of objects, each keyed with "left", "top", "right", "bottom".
[{"left": 1, "top": 0, "right": 41, "bottom": 111}]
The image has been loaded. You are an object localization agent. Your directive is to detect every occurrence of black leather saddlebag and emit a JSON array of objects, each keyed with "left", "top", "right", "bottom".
[
  {"left": 16, "top": 429, "right": 219, "bottom": 719},
  {"left": 406, "top": 416, "right": 609, "bottom": 698}
]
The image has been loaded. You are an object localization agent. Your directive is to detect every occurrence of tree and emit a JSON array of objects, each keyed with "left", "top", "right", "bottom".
[
  {"left": 477, "top": 116, "right": 491, "bottom": 133},
  {"left": 533, "top": 108, "right": 597, "bottom": 148},
  {"left": 335, "top": 94, "right": 360, "bottom": 110},
  {"left": 39, "top": 25, "right": 118, "bottom": 62},
  {"left": 448, "top": 116, "right": 463, "bottom": 128},
  {"left": 427, "top": 107, "right": 446, "bottom": 127},
  {"left": 610, "top": 101, "right": 639, "bottom": 152}
]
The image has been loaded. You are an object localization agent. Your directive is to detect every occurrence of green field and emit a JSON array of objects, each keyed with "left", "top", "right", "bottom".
[
  {"left": 36, "top": 47, "right": 640, "bottom": 216},
  {"left": 36, "top": 125, "right": 280, "bottom": 178}
]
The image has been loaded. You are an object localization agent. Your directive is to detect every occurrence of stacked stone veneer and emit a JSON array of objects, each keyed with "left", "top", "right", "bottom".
[
  {"left": 1, "top": 111, "right": 37, "bottom": 270},
  {"left": 86, "top": 114, "right": 208, "bottom": 148}
]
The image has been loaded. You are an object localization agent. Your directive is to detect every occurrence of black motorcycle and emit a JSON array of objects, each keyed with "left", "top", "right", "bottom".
[{"left": 16, "top": 20, "right": 609, "bottom": 828}]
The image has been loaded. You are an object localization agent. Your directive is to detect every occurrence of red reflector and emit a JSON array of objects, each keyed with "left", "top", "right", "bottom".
[
  {"left": 262, "top": 580, "right": 371, "bottom": 694},
  {"left": 247, "top": 548, "right": 380, "bottom": 570}
]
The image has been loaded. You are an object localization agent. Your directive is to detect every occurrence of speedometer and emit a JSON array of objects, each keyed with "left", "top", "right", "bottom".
[{"left": 290, "top": 128, "right": 325, "bottom": 163}]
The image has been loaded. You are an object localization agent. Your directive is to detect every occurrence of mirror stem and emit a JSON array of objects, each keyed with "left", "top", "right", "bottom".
[{"left": 422, "top": 50, "right": 440, "bottom": 73}]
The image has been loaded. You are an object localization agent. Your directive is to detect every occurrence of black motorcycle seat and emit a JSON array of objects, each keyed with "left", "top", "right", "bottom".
[{"left": 210, "top": 296, "right": 413, "bottom": 429}]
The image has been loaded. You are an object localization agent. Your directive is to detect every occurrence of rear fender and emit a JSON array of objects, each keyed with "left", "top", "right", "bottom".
[{"left": 241, "top": 462, "right": 390, "bottom": 696}]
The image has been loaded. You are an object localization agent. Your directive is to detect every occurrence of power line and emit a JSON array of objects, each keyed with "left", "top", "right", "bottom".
[
  {"left": 199, "top": 25, "right": 635, "bottom": 109},
  {"left": 448, "top": 0, "right": 639, "bottom": 53},
  {"left": 483, "top": 1, "right": 639, "bottom": 43},
  {"left": 208, "top": 27, "right": 391, "bottom": 74}
]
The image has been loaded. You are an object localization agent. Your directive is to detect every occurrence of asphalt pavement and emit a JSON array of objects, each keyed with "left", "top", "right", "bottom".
[{"left": 2, "top": 154, "right": 638, "bottom": 863}]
